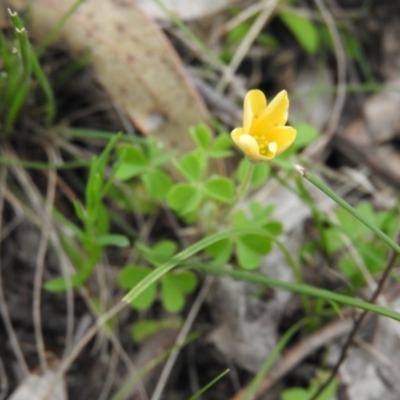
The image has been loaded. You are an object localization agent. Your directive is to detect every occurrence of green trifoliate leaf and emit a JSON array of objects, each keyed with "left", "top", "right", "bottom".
[
  {"left": 167, "top": 183, "right": 202, "bottom": 215},
  {"left": 204, "top": 176, "right": 234, "bottom": 203}
]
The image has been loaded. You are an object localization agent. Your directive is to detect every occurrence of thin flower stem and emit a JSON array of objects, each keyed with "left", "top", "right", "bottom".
[
  {"left": 236, "top": 158, "right": 256, "bottom": 202},
  {"left": 295, "top": 165, "right": 400, "bottom": 255},
  {"left": 220, "top": 158, "right": 255, "bottom": 223}
]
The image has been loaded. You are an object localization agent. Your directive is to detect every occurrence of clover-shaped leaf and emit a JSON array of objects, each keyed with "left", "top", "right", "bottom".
[
  {"left": 118, "top": 266, "right": 156, "bottom": 310},
  {"left": 204, "top": 176, "right": 234, "bottom": 203},
  {"left": 236, "top": 240, "right": 260, "bottom": 270},
  {"left": 142, "top": 169, "right": 173, "bottom": 200},
  {"left": 119, "top": 241, "right": 198, "bottom": 312},
  {"left": 207, "top": 202, "right": 280, "bottom": 269},
  {"left": 115, "top": 145, "right": 147, "bottom": 180},
  {"left": 167, "top": 183, "right": 202, "bottom": 215},
  {"left": 205, "top": 238, "right": 233, "bottom": 265},
  {"left": 190, "top": 123, "right": 212, "bottom": 149},
  {"left": 161, "top": 270, "right": 198, "bottom": 312}
]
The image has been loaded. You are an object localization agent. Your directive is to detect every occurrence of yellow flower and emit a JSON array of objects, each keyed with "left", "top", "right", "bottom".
[{"left": 231, "top": 89, "right": 296, "bottom": 161}]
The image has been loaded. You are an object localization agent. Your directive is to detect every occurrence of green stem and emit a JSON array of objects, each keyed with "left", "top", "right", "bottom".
[
  {"left": 123, "top": 227, "right": 266, "bottom": 304},
  {"left": 220, "top": 158, "right": 255, "bottom": 223},
  {"left": 295, "top": 165, "right": 400, "bottom": 254},
  {"left": 190, "top": 264, "right": 400, "bottom": 322},
  {"left": 188, "top": 369, "right": 230, "bottom": 400},
  {"left": 236, "top": 158, "right": 256, "bottom": 201}
]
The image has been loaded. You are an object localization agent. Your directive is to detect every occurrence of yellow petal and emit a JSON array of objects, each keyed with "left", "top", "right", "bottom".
[
  {"left": 231, "top": 127, "right": 244, "bottom": 147},
  {"left": 268, "top": 142, "right": 278, "bottom": 156},
  {"left": 231, "top": 128, "right": 269, "bottom": 161},
  {"left": 259, "top": 142, "right": 278, "bottom": 160},
  {"left": 243, "top": 90, "right": 267, "bottom": 133},
  {"left": 252, "top": 90, "right": 289, "bottom": 135},
  {"left": 266, "top": 126, "right": 297, "bottom": 155}
]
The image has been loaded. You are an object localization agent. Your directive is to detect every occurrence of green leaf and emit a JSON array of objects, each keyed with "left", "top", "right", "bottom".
[
  {"left": 168, "top": 270, "right": 198, "bottom": 293},
  {"left": 72, "top": 199, "right": 86, "bottom": 222},
  {"left": 167, "top": 183, "right": 202, "bottom": 215},
  {"left": 358, "top": 242, "right": 386, "bottom": 274},
  {"left": 339, "top": 254, "right": 364, "bottom": 288},
  {"left": 335, "top": 205, "right": 372, "bottom": 239},
  {"left": 281, "top": 388, "right": 310, "bottom": 400},
  {"left": 239, "top": 234, "right": 272, "bottom": 254},
  {"left": 251, "top": 162, "right": 271, "bottom": 187},
  {"left": 86, "top": 171, "right": 102, "bottom": 214},
  {"left": 237, "top": 159, "right": 270, "bottom": 187},
  {"left": 131, "top": 320, "right": 160, "bottom": 342},
  {"left": 324, "top": 227, "right": 344, "bottom": 254},
  {"left": 98, "top": 203, "right": 111, "bottom": 236},
  {"left": 256, "top": 33, "right": 279, "bottom": 48},
  {"left": 227, "top": 22, "right": 249, "bottom": 44},
  {"left": 94, "top": 234, "right": 130, "bottom": 247},
  {"left": 131, "top": 318, "right": 181, "bottom": 342},
  {"left": 292, "top": 122, "right": 318, "bottom": 150},
  {"left": 264, "top": 221, "right": 283, "bottom": 236},
  {"left": 44, "top": 277, "right": 70, "bottom": 292},
  {"left": 118, "top": 266, "right": 157, "bottom": 310},
  {"left": 279, "top": 11, "right": 319, "bottom": 54},
  {"left": 44, "top": 273, "right": 86, "bottom": 292},
  {"left": 54, "top": 208, "right": 84, "bottom": 240},
  {"left": 204, "top": 176, "right": 234, "bottom": 203},
  {"left": 161, "top": 275, "right": 186, "bottom": 312},
  {"left": 249, "top": 202, "right": 275, "bottom": 221},
  {"left": 176, "top": 152, "right": 203, "bottom": 182},
  {"left": 153, "top": 240, "right": 178, "bottom": 259},
  {"left": 209, "top": 134, "right": 232, "bottom": 158},
  {"left": 190, "top": 123, "right": 212, "bottom": 148},
  {"left": 138, "top": 240, "right": 177, "bottom": 266},
  {"left": 114, "top": 145, "right": 147, "bottom": 180},
  {"left": 282, "top": 371, "right": 337, "bottom": 400},
  {"left": 119, "top": 266, "right": 151, "bottom": 289},
  {"left": 142, "top": 169, "right": 173, "bottom": 200},
  {"left": 233, "top": 209, "right": 248, "bottom": 227},
  {"left": 205, "top": 238, "right": 233, "bottom": 264},
  {"left": 236, "top": 240, "right": 261, "bottom": 270}
]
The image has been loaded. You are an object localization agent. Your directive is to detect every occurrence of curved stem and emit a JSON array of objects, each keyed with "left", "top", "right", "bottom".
[
  {"left": 220, "top": 158, "right": 255, "bottom": 224},
  {"left": 295, "top": 165, "right": 400, "bottom": 254}
]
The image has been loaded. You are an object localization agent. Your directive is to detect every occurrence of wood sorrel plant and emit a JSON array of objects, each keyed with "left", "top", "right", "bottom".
[
  {"left": 119, "top": 90, "right": 299, "bottom": 312},
  {"left": 120, "top": 90, "right": 400, "bottom": 327},
  {"left": 0, "top": 9, "right": 55, "bottom": 131},
  {"left": 48, "top": 90, "right": 400, "bottom": 336}
]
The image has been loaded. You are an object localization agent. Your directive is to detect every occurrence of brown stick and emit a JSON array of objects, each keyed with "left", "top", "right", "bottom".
[{"left": 230, "top": 315, "right": 356, "bottom": 400}]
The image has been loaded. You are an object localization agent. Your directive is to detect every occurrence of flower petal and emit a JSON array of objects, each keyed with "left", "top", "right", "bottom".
[
  {"left": 252, "top": 90, "right": 289, "bottom": 135},
  {"left": 243, "top": 90, "right": 267, "bottom": 133},
  {"left": 231, "top": 127, "right": 244, "bottom": 144},
  {"left": 265, "top": 126, "right": 297, "bottom": 155},
  {"left": 231, "top": 129, "right": 269, "bottom": 161}
]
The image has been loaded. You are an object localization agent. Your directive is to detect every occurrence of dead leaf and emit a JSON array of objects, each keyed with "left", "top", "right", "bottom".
[
  {"left": 335, "top": 314, "right": 400, "bottom": 400},
  {"left": 363, "top": 84, "right": 400, "bottom": 142},
  {"left": 8, "top": 0, "right": 209, "bottom": 154},
  {"left": 135, "top": 0, "right": 237, "bottom": 21},
  {"left": 9, "top": 354, "right": 67, "bottom": 400},
  {"left": 381, "top": 16, "right": 400, "bottom": 81},
  {"left": 9, "top": 371, "right": 67, "bottom": 400}
]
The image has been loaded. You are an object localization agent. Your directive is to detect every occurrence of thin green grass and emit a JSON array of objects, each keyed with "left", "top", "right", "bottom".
[
  {"left": 1, "top": 9, "right": 55, "bottom": 130},
  {"left": 188, "top": 369, "right": 230, "bottom": 400},
  {"left": 191, "top": 264, "right": 400, "bottom": 322},
  {"left": 242, "top": 319, "right": 308, "bottom": 400}
]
